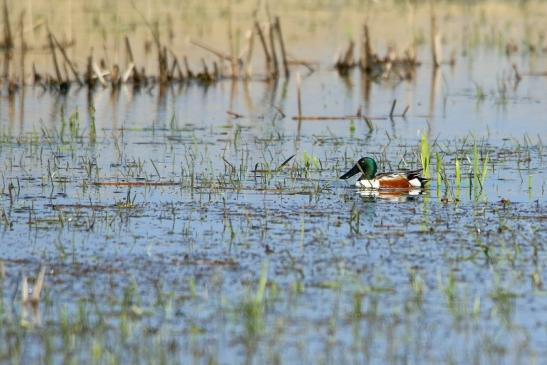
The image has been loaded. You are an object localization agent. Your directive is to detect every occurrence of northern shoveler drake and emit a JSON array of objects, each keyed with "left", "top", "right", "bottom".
[{"left": 340, "top": 157, "right": 429, "bottom": 189}]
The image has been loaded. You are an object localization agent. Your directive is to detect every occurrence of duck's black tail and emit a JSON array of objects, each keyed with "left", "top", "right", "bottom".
[{"left": 406, "top": 169, "right": 430, "bottom": 186}]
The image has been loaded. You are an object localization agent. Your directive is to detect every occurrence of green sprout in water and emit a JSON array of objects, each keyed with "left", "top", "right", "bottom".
[
  {"left": 455, "top": 157, "right": 461, "bottom": 200},
  {"left": 420, "top": 133, "right": 430, "bottom": 179},
  {"left": 240, "top": 263, "right": 268, "bottom": 344},
  {"left": 436, "top": 152, "right": 443, "bottom": 199},
  {"left": 473, "top": 82, "right": 486, "bottom": 101},
  {"left": 469, "top": 140, "right": 489, "bottom": 200},
  {"left": 349, "top": 120, "right": 356, "bottom": 137},
  {"left": 303, "top": 151, "right": 320, "bottom": 171},
  {"left": 69, "top": 110, "right": 80, "bottom": 140}
]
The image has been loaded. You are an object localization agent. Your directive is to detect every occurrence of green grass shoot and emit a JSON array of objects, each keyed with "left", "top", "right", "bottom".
[{"left": 420, "top": 134, "right": 430, "bottom": 179}]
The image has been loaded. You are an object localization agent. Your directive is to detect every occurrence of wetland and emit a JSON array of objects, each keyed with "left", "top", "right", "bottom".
[{"left": 0, "top": 1, "right": 546, "bottom": 364}]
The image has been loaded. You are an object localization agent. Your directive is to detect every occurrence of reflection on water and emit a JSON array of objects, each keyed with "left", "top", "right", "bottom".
[{"left": 358, "top": 188, "right": 423, "bottom": 202}]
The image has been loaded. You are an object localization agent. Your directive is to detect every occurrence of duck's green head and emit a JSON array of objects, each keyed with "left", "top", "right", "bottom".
[{"left": 339, "top": 157, "right": 378, "bottom": 180}]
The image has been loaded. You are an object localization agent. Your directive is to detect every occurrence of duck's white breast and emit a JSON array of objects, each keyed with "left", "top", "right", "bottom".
[{"left": 356, "top": 179, "right": 380, "bottom": 189}]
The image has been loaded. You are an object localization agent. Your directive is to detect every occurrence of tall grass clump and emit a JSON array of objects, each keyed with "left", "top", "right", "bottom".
[
  {"left": 240, "top": 263, "right": 269, "bottom": 344},
  {"left": 436, "top": 152, "right": 443, "bottom": 198},
  {"left": 469, "top": 140, "right": 489, "bottom": 199},
  {"left": 455, "top": 158, "right": 461, "bottom": 200},
  {"left": 420, "top": 134, "right": 430, "bottom": 179},
  {"left": 455, "top": 158, "right": 461, "bottom": 188}
]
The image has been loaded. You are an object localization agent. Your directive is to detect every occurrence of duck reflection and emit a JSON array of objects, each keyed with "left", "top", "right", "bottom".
[{"left": 358, "top": 188, "right": 423, "bottom": 202}]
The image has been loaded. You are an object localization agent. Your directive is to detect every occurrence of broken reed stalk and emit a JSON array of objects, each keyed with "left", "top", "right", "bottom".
[
  {"left": 51, "top": 32, "right": 82, "bottom": 85},
  {"left": 360, "top": 23, "right": 372, "bottom": 70},
  {"left": 122, "top": 63, "right": 135, "bottom": 83},
  {"left": 254, "top": 20, "right": 272, "bottom": 78},
  {"left": 343, "top": 41, "right": 355, "bottom": 67},
  {"left": 190, "top": 39, "right": 233, "bottom": 63},
  {"left": 430, "top": 6, "right": 440, "bottom": 68},
  {"left": 169, "top": 51, "right": 184, "bottom": 81},
  {"left": 125, "top": 36, "right": 141, "bottom": 82},
  {"left": 158, "top": 46, "right": 169, "bottom": 83},
  {"left": 296, "top": 72, "right": 302, "bottom": 139},
  {"left": 47, "top": 30, "right": 64, "bottom": 84},
  {"left": 85, "top": 54, "right": 94, "bottom": 86},
  {"left": 2, "top": 0, "right": 13, "bottom": 50},
  {"left": 124, "top": 36, "right": 135, "bottom": 66},
  {"left": 2, "top": 43, "right": 10, "bottom": 79},
  {"left": 184, "top": 56, "right": 194, "bottom": 78},
  {"left": 274, "top": 16, "right": 290, "bottom": 78},
  {"left": 92, "top": 61, "right": 107, "bottom": 86},
  {"left": 19, "top": 11, "right": 25, "bottom": 83},
  {"left": 335, "top": 40, "right": 355, "bottom": 71},
  {"left": 3, "top": 0, "right": 13, "bottom": 79},
  {"left": 62, "top": 62, "right": 70, "bottom": 82},
  {"left": 227, "top": 12, "right": 237, "bottom": 79},
  {"left": 268, "top": 22, "right": 279, "bottom": 78},
  {"left": 213, "top": 61, "right": 220, "bottom": 79},
  {"left": 201, "top": 58, "right": 212, "bottom": 81},
  {"left": 296, "top": 72, "right": 302, "bottom": 120}
]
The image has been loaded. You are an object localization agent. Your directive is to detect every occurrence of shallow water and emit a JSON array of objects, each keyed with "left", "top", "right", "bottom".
[{"left": 1, "top": 3, "right": 547, "bottom": 364}]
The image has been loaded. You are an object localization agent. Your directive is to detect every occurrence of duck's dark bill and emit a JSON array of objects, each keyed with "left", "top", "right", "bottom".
[{"left": 339, "top": 164, "right": 360, "bottom": 179}]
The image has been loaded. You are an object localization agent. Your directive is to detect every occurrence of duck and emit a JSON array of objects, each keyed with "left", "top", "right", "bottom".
[{"left": 340, "top": 157, "right": 428, "bottom": 189}]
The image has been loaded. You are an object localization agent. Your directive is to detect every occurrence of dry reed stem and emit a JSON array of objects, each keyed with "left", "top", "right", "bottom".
[
  {"left": 274, "top": 16, "right": 289, "bottom": 78},
  {"left": 190, "top": 39, "right": 234, "bottom": 62},
  {"left": 2, "top": 0, "right": 13, "bottom": 50},
  {"left": 51, "top": 32, "right": 82, "bottom": 85},
  {"left": 184, "top": 56, "right": 194, "bottom": 78},
  {"left": 47, "top": 30, "right": 63, "bottom": 84},
  {"left": 92, "top": 62, "right": 107, "bottom": 86},
  {"left": 227, "top": 11, "right": 237, "bottom": 78},
  {"left": 169, "top": 54, "right": 184, "bottom": 81},
  {"left": 124, "top": 36, "right": 135, "bottom": 65},
  {"left": 254, "top": 21, "right": 272, "bottom": 78},
  {"left": 430, "top": 5, "right": 440, "bottom": 68},
  {"left": 124, "top": 36, "right": 141, "bottom": 82},
  {"left": 122, "top": 62, "right": 135, "bottom": 83},
  {"left": 296, "top": 72, "right": 302, "bottom": 120},
  {"left": 85, "top": 55, "right": 94, "bottom": 85},
  {"left": 268, "top": 22, "right": 279, "bottom": 78},
  {"left": 360, "top": 23, "right": 372, "bottom": 70}
]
